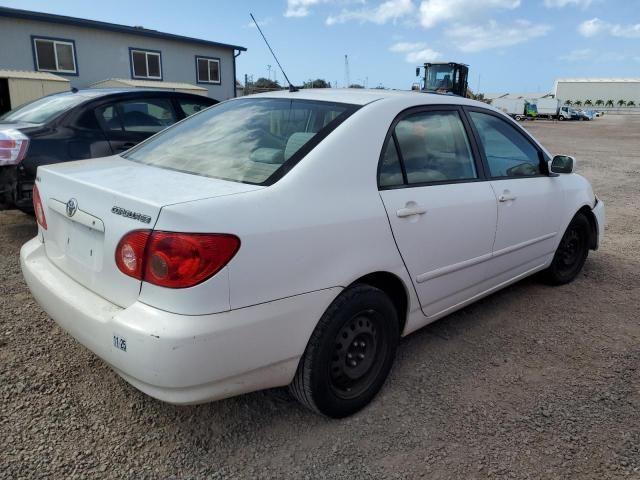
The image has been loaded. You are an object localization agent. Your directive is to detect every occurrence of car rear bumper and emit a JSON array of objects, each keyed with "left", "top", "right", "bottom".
[
  {"left": 592, "top": 196, "right": 606, "bottom": 249},
  {"left": 21, "top": 237, "right": 340, "bottom": 404}
]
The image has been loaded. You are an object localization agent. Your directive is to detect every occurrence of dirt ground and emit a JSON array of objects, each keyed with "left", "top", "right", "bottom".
[{"left": 1, "top": 115, "right": 639, "bottom": 479}]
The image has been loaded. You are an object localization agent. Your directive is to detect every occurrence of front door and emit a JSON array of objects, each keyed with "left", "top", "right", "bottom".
[
  {"left": 466, "top": 109, "right": 566, "bottom": 281},
  {"left": 378, "top": 107, "right": 498, "bottom": 317}
]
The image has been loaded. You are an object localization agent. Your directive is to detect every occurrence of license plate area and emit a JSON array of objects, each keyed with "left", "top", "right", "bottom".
[{"left": 47, "top": 207, "right": 105, "bottom": 273}]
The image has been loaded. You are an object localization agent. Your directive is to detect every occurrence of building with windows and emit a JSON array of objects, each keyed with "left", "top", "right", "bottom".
[{"left": 0, "top": 6, "right": 246, "bottom": 109}]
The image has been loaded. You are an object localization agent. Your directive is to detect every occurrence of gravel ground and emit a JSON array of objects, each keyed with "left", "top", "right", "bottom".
[{"left": 1, "top": 115, "right": 639, "bottom": 479}]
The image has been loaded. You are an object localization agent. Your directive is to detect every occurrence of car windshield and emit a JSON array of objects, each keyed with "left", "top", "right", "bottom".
[
  {"left": 124, "top": 98, "right": 357, "bottom": 185},
  {"left": 0, "top": 93, "right": 88, "bottom": 124}
]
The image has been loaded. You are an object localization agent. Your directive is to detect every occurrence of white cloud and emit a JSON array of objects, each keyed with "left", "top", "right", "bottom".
[
  {"left": 284, "top": 0, "right": 324, "bottom": 17},
  {"left": 579, "top": 18, "right": 640, "bottom": 38},
  {"left": 327, "top": 0, "right": 415, "bottom": 25},
  {"left": 447, "top": 20, "right": 550, "bottom": 52},
  {"left": 389, "top": 41, "right": 441, "bottom": 62},
  {"left": 419, "top": 0, "right": 520, "bottom": 29},
  {"left": 544, "top": 0, "right": 592, "bottom": 7},
  {"left": 578, "top": 17, "right": 605, "bottom": 36}
]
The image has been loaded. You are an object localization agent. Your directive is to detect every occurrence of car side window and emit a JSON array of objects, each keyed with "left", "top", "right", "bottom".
[
  {"left": 97, "top": 104, "right": 123, "bottom": 131},
  {"left": 468, "top": 111, "right": 541, "bottom": 177},
  {"left": 97, "top": 98, "right": 177, "bottom": 135},
  {"left": 378, "top": 139, "right": 404, "bottom": 187},
  {"left": 393, "top": 110, "right": 477, "bottom": 185},
  {"left": 178, "top": 98, "right": 214, "bottom": 117},
  {"left": 76, "top": 109, "right": 101, "bottom": 130},
  {"left": 117, "top": 98, "right": 177, "bottom": 134}
]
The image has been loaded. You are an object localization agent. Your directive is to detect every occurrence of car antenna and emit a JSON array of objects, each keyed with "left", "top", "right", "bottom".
[{"left": 250, "top": 13, "right": 298, "bottom": 92}]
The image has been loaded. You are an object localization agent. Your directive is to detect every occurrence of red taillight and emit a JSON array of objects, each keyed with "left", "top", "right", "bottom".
[
  {"left": 0, "top": 130, "right": 29, "bottom": 166},
  {"left": 32, "top": 184, "right": 47, "bottom": 230},
  {"left": 115, "top": 231, "right": 240, "bottom": 288},
  {"left": 115, "top": 230, "right": 151, "bottom": 280}
]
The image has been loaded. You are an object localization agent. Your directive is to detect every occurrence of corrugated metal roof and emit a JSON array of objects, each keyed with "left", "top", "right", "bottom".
[
  {"left": 90, "top": 78, "right": 208, "bottom": 91},
  {"left": 0, "top": 69, "right": 70, "bottom": 82},
  {"left": 484, "top": 92, "right": 552, "bottom": 100},
  {"left": 0, "top": 6, "right": 246, "bottom": 52},
  {"left": 556, "top": 78, "right": 640, "bottom": 83}
]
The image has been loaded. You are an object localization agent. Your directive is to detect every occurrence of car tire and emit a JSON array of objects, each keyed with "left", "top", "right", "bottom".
[
  {"left": 542, "top": 213, "right": 590, "bottom": 285},
  {"left": 289, "top": 284, "right": 399, "bottom": 418}
]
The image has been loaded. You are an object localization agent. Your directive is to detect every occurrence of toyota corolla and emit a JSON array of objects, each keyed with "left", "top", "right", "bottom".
[{"left": 20, "top": 89, "right": 605, "bottom": 418}]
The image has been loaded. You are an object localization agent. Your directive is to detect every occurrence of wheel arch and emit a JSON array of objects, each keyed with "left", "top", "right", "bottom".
[
  {"left": 349, "top": 271, "right": 409, "bottom": 335},
  {"left": 577, "top": 204, "right": 598, "bottom": 250}
]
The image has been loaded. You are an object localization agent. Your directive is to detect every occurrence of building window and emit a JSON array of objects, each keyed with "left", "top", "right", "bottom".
[
  {"left": 32, "top": 37, "right": 77, "bottom": 74},
  {"left": 196, "top": 56, "right": 221, "bottom": 84},
  {"left": 130, "top": 49, "right": 162, "bottom": 80}
]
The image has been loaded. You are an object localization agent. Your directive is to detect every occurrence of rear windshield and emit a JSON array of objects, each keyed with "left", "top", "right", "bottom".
[
  {"left": 124, "top": 98, "right": 358, "bottom": 185},
  {"left": 0, "top": 93, "right": 88, "bottom": 124}
]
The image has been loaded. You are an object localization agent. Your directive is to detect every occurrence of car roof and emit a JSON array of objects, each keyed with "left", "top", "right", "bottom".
[
  {"left": 247, "top": 88, "right": 486, "bottom": 108},
  {"left": 43, "top": 88, "right": 214, "bottom": 105}
]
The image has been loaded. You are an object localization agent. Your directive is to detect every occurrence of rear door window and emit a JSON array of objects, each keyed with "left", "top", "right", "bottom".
[
  {"left": 380, "top": 109, "right": 478, "bottom": 187},
  {"left": 177, "top": 98, "right": 215, "bottom": 117},
  {"left": 117, "top": 98, "right": 177, "bottom": 134}
]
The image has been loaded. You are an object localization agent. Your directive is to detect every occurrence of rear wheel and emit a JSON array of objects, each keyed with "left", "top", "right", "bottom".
[
  {"left": 289, "top": 284, "right": 399, "bottom": 418},
  {"left": 542, "top": 213, "right": 590, "bottom": 285}
]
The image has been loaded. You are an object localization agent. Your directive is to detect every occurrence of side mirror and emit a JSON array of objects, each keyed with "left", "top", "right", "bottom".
[
  {"left": 549, "top": 155, "right": 575, "bottom": 174},
  {"left": 415, "top": 67, "right": 420, "bottom": 77}
]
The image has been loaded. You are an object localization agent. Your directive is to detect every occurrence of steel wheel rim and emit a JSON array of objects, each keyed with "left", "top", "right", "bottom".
[
  {"left": 557, "top": 225, "right": 585, "bottom": 273},
  {"left": 329, "top": 309, "right": 386, "bottom": 400}
]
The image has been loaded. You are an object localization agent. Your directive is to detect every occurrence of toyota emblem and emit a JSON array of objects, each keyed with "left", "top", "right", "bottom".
[{"left": 66, "top": 198, "right": 78, "bottom": 217}]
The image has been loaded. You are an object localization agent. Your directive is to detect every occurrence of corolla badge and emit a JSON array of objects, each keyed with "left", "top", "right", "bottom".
[{"left": 66, "top": 198, "right": 78, "bottom": 217}]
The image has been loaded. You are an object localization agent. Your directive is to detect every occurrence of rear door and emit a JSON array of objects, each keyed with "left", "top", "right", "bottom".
[
  {"left": 96, "top": 95, "right": 178, "bottom": 154},
  {"left": 378, "top": 106, "right": 498, "bottom": 317},
  {"left": 465, "top": 108, "right": 565, "bottom": 280}
]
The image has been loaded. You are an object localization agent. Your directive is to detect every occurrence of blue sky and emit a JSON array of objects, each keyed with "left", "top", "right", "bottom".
[{"left": 2, "top": 0, "right": 639, "bottom": 93}]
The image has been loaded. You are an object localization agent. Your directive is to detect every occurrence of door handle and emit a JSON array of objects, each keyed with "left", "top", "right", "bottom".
[
  {"left": 396, "top": 206, "right": 427, "bottom": 218},
  {"left": 498, "top": 194, "right": 517, "bottom": 203}
]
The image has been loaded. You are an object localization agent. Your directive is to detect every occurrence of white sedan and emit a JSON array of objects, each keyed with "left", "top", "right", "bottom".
[{"left": 21, "top": 89, "right": 605, "bottom": 418}]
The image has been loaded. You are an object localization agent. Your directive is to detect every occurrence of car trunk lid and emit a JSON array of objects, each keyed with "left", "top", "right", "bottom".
[{"left": 37, "top": 156, "right": 262, "bottom": 308}]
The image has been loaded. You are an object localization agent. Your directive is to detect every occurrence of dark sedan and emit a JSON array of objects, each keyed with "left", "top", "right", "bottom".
[{"left": 0, "top": 88, "right": 216, "bottom": 211}]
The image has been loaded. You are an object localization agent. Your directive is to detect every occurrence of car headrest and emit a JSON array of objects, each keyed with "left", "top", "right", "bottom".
[{"left": 284, "top": 132, "right": 315, "bottom": 161}]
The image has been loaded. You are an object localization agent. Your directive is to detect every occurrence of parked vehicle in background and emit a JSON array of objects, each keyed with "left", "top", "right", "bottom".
[
  {"left": 558, "top": 105, "right": 579, "bottom": 121},
  {"left": 21, "top": 89, "right": 605, "bottom": 418},
  {"left": 0, "top": 89, "right": 216, "bottom": 211},
  {"left": 532, "top": 98, "right": 572, "bottom": 120},
  {"left": 491, "top": 98, "right": 537, "bottom": 121},
  {"left": 575, "top": 109, "right": 594, "bottom": 121}
]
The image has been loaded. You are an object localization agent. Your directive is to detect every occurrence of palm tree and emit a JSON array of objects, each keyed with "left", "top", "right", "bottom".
[
  {"left": 626, "top": 100, "right": 636, "bottom": 107},
  {"left": 595, "top": 100, "right": 604, "bottom": 107},
  {"left": 584, "top": 99, "right": 593, "bottom": 106},
  {"left": 574, "top": 100, "right": 583, "bottom": 107},
  {"left": 606, "top": 100, "right": 614, "bottom": 107},
  {"left": 564, "top": 100, "right": 573, "bottom": 106},
  {"left": 617, "top": 100, "right": 626, "bottom": 107}
]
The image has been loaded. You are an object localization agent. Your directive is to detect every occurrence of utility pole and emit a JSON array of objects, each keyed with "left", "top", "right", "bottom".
[
  {"left": 267, "top": 64, "right": 272, "bottom": 81},
  {"left": 344, "top": 54, "right": 350, "bottom": 88}
]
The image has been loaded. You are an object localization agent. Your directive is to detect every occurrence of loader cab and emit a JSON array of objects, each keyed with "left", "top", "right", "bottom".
[{"left": 416, "top": 62, "right": 469, "bottom": 97}]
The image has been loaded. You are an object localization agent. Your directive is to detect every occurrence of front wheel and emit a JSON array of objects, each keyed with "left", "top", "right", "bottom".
[
  {"left": 289, "top": 284, "right": 399, "bottom": 418},
  {"left": 558, "top": 115, "right": 565, "bottom": 121},
  {"left": 542, "top": 213, "right": 590, "bottom": 285}
]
